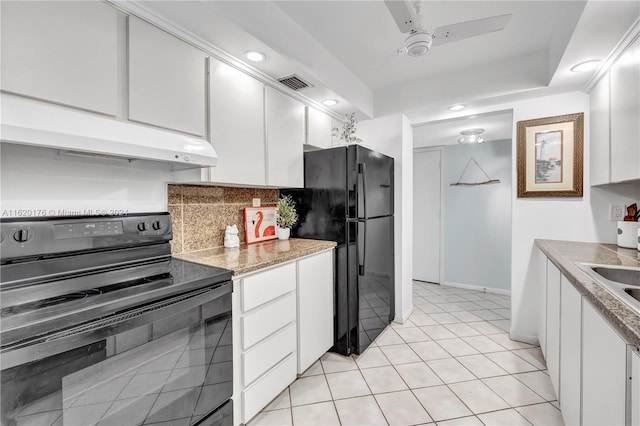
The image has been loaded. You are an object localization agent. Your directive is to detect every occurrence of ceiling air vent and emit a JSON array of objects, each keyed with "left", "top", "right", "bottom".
[{"left": 277, "top": 74, "right": 313, "bottom": 91}]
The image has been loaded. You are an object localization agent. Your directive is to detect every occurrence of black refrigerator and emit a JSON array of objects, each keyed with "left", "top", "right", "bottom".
[{"left": 282, "top": 145, "right": 394, "bottom": 356}]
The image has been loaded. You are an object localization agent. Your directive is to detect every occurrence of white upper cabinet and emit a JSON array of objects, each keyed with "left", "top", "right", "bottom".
[
  {"left": 266, "top": 87, "right": 304, "bottom": 187},
  {"left": 610, "top": 36, "right": 640, "bottom": 183},
  {"left": 589, "top": 72, "right": 610, "bottom": 186},
  {"left": 1, "top": 1, "right": 119, "bottom": 116},
  {"left": 128, "top": 16, "right": 207, "bottom": 137},
  {"left": 306, "top": 107, "right": 333, "bottom": 149},
  {"left": 208, "top": 57, "right": 266, "bottom": 186}
]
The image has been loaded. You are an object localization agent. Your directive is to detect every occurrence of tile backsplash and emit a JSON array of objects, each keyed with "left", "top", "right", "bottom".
[{"left": 168, "top": 184, "right": 278, "bottom": 254}]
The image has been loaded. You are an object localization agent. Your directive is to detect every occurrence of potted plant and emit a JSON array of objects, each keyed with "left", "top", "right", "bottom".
[
  {"left": 332, "top": 112, "right": 362, "bottom": 145},
  {"left": 276, "top": 195, "right": 298, "bottom": 240}
]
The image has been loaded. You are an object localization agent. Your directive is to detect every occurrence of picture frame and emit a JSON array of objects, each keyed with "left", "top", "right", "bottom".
[
  {"left": 516, "top": 112, "right": 584, "bottom": 198},
  {"left": 244, "top": 207, "right": 277, "bottom": 244}
]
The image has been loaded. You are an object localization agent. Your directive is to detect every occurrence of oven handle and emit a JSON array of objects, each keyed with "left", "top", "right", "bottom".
[{"left": 0, "top": 281, "right": 232, "bottom": 370}]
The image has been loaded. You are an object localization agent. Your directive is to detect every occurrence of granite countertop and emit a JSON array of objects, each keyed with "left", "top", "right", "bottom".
[
  {"left": 535, "top": 239, "right": 640, "bottom": 347},
  {"left": 175, "top": 238, "right": 337, "bottom": 276}
]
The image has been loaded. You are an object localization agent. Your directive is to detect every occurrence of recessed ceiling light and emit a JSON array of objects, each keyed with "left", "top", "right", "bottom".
[
  {"left": 245, "top": 51, "right": 265, "bottom": 62},
  {"left": 570, "top": 60, "right": 600, "bottom": 73},
  {"left": 448, "top": 104, "right": 466, "bottom": 111},
  {"left": 322, "top": 99, "right": 338, "bottom": 107}
]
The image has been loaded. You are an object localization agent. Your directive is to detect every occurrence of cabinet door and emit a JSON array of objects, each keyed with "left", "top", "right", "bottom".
[
  {"left": 590, "top": 72, "right": 611, "bottom": 185},
  {"left": 559, "top": 276, "right": 581, "bottom": 426},
  {"left": 209, "top": 58, "right": 266, "bottom": 186},
  {"left": 610, "top": 37, "right": 640, "bottom": 182},
  {"left": 535, "top": 248, "right": 547, "bottom": 357},
  {"left": 265, "top": 87, "right": 304, "bottom": 187},
  {"left": 546, "top": 259, "right": 561, "bottom": 399},
  {"left": 582, "top": 300, "right": 628, "bottom": 426},
  {"left": 1, "top": 1, "right": 119, "bottom": 115},
  {"left": 632, "top": 348, "right": 640, "bottom": 426},
  {"left": 297, "top": 251, "right": 334, "bottom": 373},
  {"left": 128, "top": 16, "right": 206, "bottom": 137},
  {"left": 306, "top": 107, "right": 333, "bottom": 149}
]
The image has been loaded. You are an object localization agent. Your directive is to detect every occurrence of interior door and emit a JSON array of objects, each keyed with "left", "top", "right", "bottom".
[{"left": 413, "top": 149, "right": 441, "bottom": 283}]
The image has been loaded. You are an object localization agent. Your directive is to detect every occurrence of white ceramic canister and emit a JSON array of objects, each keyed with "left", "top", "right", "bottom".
[{"left": 617, "top": 221, "right": 639, "bottom": 249}]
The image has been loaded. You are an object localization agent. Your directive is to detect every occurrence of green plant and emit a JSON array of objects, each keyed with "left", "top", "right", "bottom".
[
  {"left": 276, "top": 195, "right": 298, "bottom": 228},
  {"left": 332, "top": 112, "right": 362, "bottom": 145}
]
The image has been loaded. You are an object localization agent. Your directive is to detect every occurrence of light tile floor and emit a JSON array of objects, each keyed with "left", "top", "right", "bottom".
[{"left": 249, "top": 282, "right": 564, "bottom": 426}]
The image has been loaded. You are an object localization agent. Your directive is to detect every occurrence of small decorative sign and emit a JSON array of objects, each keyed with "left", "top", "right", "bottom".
[{"left": 244, "top": 207, "right": 277, "bottom": 244}]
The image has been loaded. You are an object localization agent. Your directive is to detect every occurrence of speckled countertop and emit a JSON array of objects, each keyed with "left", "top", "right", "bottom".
[
  {"left": 175, "top": 238, "right": 336, "bottom": 276},
  {"left": 536, "top": 239, "right": 640, "bottom": 347}
]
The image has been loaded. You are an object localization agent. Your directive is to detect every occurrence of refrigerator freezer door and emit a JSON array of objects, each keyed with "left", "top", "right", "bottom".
[
  {"left": 353, "top": 216, "right": 394, "bottom": 355},
  {"left": 348, "top": 145, "right": 394, "bottom": 219}
]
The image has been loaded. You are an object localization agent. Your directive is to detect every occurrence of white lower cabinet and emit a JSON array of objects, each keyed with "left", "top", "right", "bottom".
[
  {"left": 538, "top": 251, "right": 637, "bottom": 425},
  {"left": 546, "top": 260, "right": 561, "bottom": 398},
  {"left": 582, "top": 300, "right": 628, "bottom": 426},
  {"left": 559, "top": 275, "right": 581, "bottom": 426},
  {"left": 297, "top": 251, "right": 334, "bottom": 374},
  {"left": 233, "top": 249, "right": 334, "bottom": 425},
  {"left": 632, "top": 348, "right": 640, "bottom": 426}
]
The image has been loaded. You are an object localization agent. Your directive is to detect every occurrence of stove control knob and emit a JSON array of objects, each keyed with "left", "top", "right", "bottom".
[
  {"left": 137, "top": 222, "right": 148, "bottom": 232},
  {"left": 152, "top": 221, "right": 162, "bottom": 231},
  {"left": 13, "top": 229, "right": 31, "bottom": 242}
]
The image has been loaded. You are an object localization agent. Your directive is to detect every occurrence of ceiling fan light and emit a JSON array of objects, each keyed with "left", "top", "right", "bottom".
[{"left": 405, "top": 32, "right": 432, "bottom": 57}]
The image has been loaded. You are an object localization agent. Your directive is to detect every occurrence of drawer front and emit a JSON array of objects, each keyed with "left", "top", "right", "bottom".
[
  {"left": 242, "top": 353, "right": 297, "bottom": 424},
  {"left": 242, "top": 323, "right": 296, "bottom": 387},
  {"left": 242, "top": 292, "right": 296, "bottom": 350},
  {"left": 242, "top": 262, "right": 296, "bottom": 312}
]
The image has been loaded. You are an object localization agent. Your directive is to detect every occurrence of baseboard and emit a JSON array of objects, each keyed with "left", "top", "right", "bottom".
[
  {"left": 509, "top": 332, "right": 539, "bottom": 346},
  {"left": 442, "top": 281, "right": 511, "bottom": 296},
  {"left": 395, "top": 305, "right": 414, "bottom": 324}
]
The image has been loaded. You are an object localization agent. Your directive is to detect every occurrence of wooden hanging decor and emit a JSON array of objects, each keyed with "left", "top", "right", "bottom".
[{"left": 451, "top": 156, "right": 501, "bottom": 186}]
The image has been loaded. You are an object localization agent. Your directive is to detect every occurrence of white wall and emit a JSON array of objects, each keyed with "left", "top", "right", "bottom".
[
  {"left": 411, "top": 90, "right": 639, "bottom": 344},
  {"left": 443, "top": 139, "right": 512, "bottom": 293},
  {"left": 358, "top": 114, "right": 414, "bottom": 323},
  {"left": 1, "top": 144, "right": 171, "bottom": 215},
  {"left": 505, "top": 91, "right": 639, "bottom": 343}
]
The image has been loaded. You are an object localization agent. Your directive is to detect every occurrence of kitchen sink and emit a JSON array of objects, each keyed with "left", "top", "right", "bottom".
[
  {"left": 590, "top": 266, "right": 640, "bottom": 286},
  {"left": 576, "top": 263, "right": 640, "bottom": 315}
]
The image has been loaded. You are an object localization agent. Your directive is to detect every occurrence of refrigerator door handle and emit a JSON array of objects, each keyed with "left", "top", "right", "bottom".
[
  {"left": 358, "top": 163, "right": 367, "bottom": 219},
  {"left": 358, "top": 220, "right": 367, "bottom": 276}
]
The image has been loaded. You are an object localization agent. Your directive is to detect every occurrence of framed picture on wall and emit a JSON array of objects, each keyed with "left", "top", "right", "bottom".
[{"left": 516, "top": 112, "right": 584, "bottom": 198}]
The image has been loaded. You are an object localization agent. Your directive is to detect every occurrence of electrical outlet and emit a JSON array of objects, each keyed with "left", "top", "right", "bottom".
[
  {"left": 610, "top": 204, "right": 624, "bottom": 221},
  {"left": 252, "top": 198, "right": 261, "bottom": 207}
]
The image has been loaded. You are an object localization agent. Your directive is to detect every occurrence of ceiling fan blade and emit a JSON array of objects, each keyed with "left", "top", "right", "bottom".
[
  {"left": 370, "top": 47, "right": 407, "bottom": 69},
  {"left": 432, "top": 14, "right": 512, "bottom": 47},
  {"left": 384, "top": 0, "right": 423, "bottom": 33}
]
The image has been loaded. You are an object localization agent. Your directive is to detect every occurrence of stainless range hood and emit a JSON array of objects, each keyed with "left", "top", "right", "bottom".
[{"left": 0, "top": 94, "right": 217, "bottom": 170}]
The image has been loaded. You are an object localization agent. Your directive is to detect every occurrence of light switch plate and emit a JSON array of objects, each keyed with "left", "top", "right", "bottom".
[{"left": 252, "top": 198, "right": 260, "bottom": 207}]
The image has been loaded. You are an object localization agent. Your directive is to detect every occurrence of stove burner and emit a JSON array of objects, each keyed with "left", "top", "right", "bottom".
[{"left": 1, "top": 289, "right": 102, "bottom": 316}]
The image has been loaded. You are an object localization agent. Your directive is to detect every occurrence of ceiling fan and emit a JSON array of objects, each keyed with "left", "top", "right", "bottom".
[{"left": 382, "top": 0, "right": 512, "bottom": 60}]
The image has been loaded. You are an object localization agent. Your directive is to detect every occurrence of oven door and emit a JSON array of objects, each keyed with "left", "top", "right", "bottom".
[{"left": 1, "top": 282, "right": 233, "bottom": 426}]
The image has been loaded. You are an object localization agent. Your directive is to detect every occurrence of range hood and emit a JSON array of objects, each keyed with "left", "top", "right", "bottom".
[{"left": 0, "top": 94, "right": 217, "bottom": 170}]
